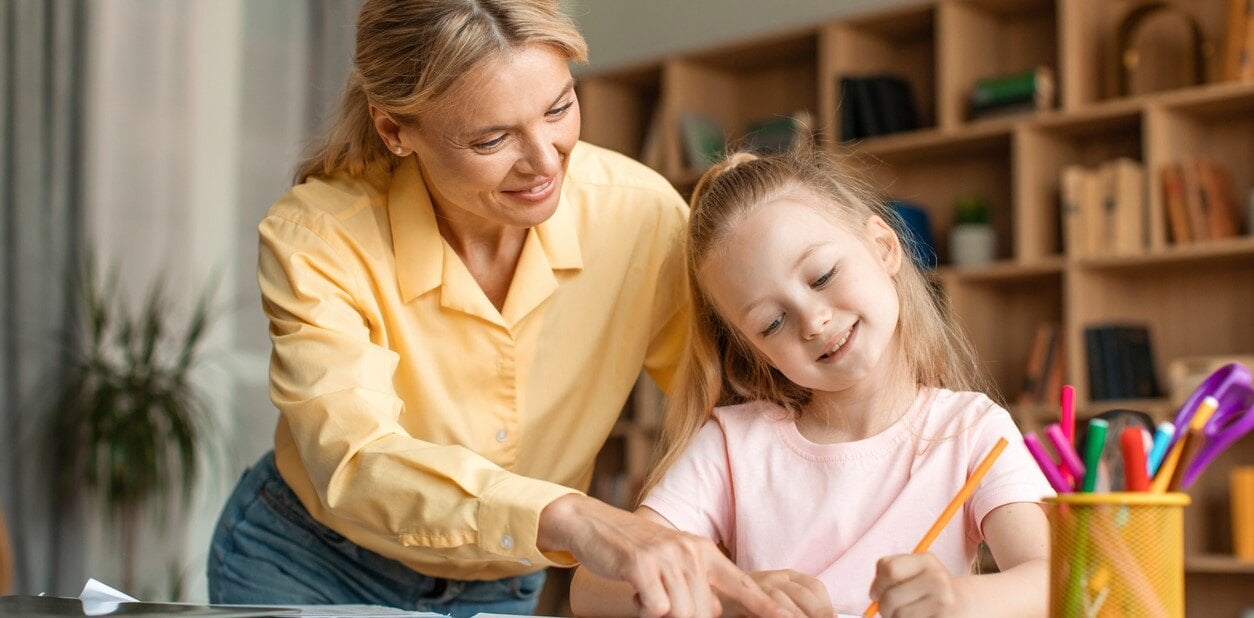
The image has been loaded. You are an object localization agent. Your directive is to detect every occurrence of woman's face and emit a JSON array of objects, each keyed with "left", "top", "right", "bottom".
[{"left": 398, "top": 44, "right": 580, "bottom": 230}]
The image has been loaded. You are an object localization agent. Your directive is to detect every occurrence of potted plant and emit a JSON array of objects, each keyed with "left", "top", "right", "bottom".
[
  {"left": 949, "top": 196, "right": 996, "bottom": 267},
  {"left": 45, "top": 262, "right": 217, "bottom": 594}
]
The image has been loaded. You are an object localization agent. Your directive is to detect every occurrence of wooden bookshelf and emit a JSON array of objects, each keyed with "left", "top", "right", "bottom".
[{"left": 572, "top": 0, "right": 1254, "bottom": 615}]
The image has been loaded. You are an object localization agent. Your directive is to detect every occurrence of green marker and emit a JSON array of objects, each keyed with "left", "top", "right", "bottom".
[{"left": 1082, "top": 418, "right": 1109, "bottom": 492}]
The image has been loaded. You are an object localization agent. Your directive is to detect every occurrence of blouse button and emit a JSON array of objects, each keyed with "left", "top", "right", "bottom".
[
  {"left": 500, "top": 535, "right": 514, "bottom": 550},
  {"left": 496, "top": 429, "right": 508, "bottom": 442}
]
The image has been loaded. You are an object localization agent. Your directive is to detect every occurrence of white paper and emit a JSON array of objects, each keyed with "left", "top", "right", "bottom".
[{"left": 78, "top": 578, "right": 139, "bottom": 616}]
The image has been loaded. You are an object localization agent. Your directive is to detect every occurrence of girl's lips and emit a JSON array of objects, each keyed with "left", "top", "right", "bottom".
[
  {"left": 502, "top": 177, "right": 557, "bottom": 202},
  {"left": 817, "top": 321, "right": 857, "bottom": 363}
]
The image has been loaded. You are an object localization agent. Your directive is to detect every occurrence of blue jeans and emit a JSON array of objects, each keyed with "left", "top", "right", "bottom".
[{"left": 208, "top": 452, "right": 546, "bottom": 617}]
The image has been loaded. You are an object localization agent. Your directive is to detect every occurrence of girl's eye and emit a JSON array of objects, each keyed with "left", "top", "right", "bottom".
[
  {"left": 546, "top": 100, "right": 575, "bottom": 118},
  {"left": 812, "top": 267, "right": 836, "bottom": 288},
  {"left": 471, "top": 134, "right": 508, "bottom": 152},
  {"left": 761, "top": 315, "right": 783, "bottom": 337}
]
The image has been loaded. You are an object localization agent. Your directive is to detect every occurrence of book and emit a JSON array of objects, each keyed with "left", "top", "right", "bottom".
[
  {"left": 1160, "top": 162, "right": 1192, "bottom": 243},
  {"left": 678, "top": 111, "right": 725, "bottom": 172},
  {"left": 1180, "top": 160, "right": 1211, "bottom": 241},
  {"left": 1084, "top": 327, "right": 1108, "bottom": 401},
  {"left": 1080, "top": 165, "right": 1106, "bottom": 256},
  {"left": 1060, "top": 165, "right": 1089, "bottom": 257},
  {"left": 1020, "top": 323, "right": 1064, "bottom": 405},
  {"left": 1109, "top": 158, "right": 1147, "bottom": 255},
  {"left": 968, "top": 66, "right": 1055, "bottom": 120},
  {"left": 1196, "top": 158, "right": 1241, "bottom": 239},
  {"left": 837, "top": 74, "right": 919, "bottom": 140},
  {"left": 1083, "top": 324, "right": 1161, "bottom": 401}
]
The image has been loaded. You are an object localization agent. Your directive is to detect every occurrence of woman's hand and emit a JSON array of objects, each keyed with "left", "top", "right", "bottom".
[
  {"left": 720, "top": 570, "right": 832, "bottom": 618},
  {"left": 867, "top": 553, "right": 968, "bottom": 618},
  {"left": 541, "top": 494, "right": 796, "bottom": 618}
]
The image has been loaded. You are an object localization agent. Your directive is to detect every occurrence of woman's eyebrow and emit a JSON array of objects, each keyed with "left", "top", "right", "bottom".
[{"left": 462, "top": 79, "right": 576, "bottom": 140}]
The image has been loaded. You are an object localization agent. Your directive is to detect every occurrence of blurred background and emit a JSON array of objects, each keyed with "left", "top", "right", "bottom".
[{"left": 0, "top": 0, "right": 900, "bottom": 603}]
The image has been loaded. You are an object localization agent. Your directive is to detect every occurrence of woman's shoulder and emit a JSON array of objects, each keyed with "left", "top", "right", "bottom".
[
  {"left": 565, "top": 142, "right": 685, "bottom": 208},
  {"left": 262, "top": 170, "right": 388, "bottom": 244}
]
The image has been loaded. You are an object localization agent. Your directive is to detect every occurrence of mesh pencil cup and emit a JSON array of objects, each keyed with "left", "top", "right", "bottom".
[{"left": 1045, "top": 492, "right": 1189, "bottom": 618}]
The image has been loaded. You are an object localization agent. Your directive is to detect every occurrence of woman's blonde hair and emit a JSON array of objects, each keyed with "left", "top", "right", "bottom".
[
  {"left": 294, "top": 0, "right": 588, "bottom": 184},
  {"left": 640, "top": 146, "right": 991, "bottom": 499}
]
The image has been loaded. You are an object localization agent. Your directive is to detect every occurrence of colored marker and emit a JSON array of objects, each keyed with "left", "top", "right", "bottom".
[
  {"left": 1146, "top": 421, "right": 1175, "bottom": 477},
  {"left": 1024, "top": 433, "right": 1070, "bottom": 493},
  {"left": 1060, "top": 385, "right": 1076, "bottom": 485},
  {"left": 1082, "top": 418, "right": 1109, "bottom": 493},
  {"left": 1151, "top": 396, "right": 1218, "bottom": 493},
  {"left": 1120, "top": 427, "right": 1149, "bottom": 491},
  {"left": 1045, "top": 422, "right": 1086, "bottom": 482}
]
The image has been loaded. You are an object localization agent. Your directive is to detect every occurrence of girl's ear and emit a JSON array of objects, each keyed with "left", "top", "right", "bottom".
[{"left": 866, "top": 215, "right": 904, "bottom": 276}]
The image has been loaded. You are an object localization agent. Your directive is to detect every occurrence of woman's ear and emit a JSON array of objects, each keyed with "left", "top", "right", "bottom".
[
  {"left": 866, "top": 215, "right": 904, "bottom": 276},
  {"left": 369, "top": 105, "right": 408, "bottom": 156}
]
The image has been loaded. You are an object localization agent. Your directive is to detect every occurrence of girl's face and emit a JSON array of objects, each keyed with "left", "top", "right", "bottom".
[
  {"left": 398, "top": 44, "right": 581, "bottom": 229},
  {"left": 701, "top": 192, "right": 904, "bottom": 393}
]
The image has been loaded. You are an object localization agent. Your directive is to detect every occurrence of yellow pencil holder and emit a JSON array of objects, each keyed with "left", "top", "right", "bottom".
[{"left": 1045, "top": 493, "right": 1189, "bottom": 618}]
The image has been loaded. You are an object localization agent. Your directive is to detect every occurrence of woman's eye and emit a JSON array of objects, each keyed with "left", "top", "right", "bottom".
[
  {"left": 546, "top": 100, "right": 574, "bottom": 118},
  {"left": 761, "top": 316, "right": 783, "bottom": 337},
  {"left": 812, "top": 267, "right": 836, "bottom": 288},
  {"left": 472, "top": 135, "right": 507, "bottom": 151}
]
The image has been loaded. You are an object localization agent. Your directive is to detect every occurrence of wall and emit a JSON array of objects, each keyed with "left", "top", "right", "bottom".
[{"left": 568, "top": 0, "right": 919, "bottom": 73}]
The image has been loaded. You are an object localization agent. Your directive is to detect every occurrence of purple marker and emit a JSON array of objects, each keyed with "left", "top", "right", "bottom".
[{"left": 1025, "top": 432, "right": 1071, "bottom": 493}]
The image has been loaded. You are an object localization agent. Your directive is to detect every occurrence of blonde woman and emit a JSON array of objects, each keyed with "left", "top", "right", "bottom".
[{"left": 206, "top": 2, "right": 794, "bottom": 617}]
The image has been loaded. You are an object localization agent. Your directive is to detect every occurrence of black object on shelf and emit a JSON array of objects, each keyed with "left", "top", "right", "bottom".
[
  {"left": 838, "top": 74, "right": 919, "bottom": 141},
  {"left": 1084, "top": 324, "right": 1163, "bottom": 401}
]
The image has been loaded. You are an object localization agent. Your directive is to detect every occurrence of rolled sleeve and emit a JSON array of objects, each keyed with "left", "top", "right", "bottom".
[{"left": 476, "top": 475, "right": 582, "bottom": 567}]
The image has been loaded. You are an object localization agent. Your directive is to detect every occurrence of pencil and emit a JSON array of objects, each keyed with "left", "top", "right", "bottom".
[{"left": 863, "top": 437, "right": 1008, "bottom": 617}]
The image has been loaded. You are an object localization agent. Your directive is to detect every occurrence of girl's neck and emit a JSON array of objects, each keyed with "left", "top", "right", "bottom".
[{"left": 797, "top": 341, "right": 919, "bottom": 443}]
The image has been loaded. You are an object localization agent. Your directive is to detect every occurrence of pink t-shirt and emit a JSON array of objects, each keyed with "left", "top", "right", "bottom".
[{"left": 640, "top": 387, "right": 1053, "bottom": 615}]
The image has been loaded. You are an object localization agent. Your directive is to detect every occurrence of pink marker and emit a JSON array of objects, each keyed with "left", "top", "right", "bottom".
[
  {"left": 1025, "top": 433, "right": 1070, "bottom": 493},
  {"left": 1060, "top": 385, "right": 1076, "bottom": 485},
  {"left": 1046, "top": 422, "right": 1086, "bottom": 482}
]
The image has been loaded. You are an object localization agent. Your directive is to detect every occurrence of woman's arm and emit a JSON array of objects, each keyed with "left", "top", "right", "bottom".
[{"left": 869, "top": 502, "right": 1049, "bottom": 617}]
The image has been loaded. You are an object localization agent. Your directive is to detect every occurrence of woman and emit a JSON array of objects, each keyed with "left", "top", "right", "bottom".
[{"left": 207, "top": 2, "right": 793, "bottom": 617}]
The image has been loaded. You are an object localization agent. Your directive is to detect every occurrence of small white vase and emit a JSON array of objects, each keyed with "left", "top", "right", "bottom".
[{"left": 950, "top": 224, "right": 996, "bottom": 266}]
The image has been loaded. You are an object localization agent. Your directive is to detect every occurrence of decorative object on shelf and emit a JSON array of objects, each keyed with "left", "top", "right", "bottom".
[
  {"left": 889, "top": 200, "right": 937, "bottom": 269},
  {"left": 968, "top": 66, "right": 1055, "bottom": 121},
  {"left": 837, "top": 74, "right": 919, "bottom": 141},
  {"left": 949, "top": 196, "right": 995, "bottom": 267},
  {"left": 1114, "top": 1, "right": 1213, "bottom": 97},
  {"left": 742, "top": 109, "right": 814, "bottom": 155},
  {"left": 678, "top": 111, "right": 724, "bottom": 172},
  {"left": 1083, "top": 324, "right": 1162, "bottom": 401},
  {"left": 44, "top": 259, "right": 219, "bottom": 593}
]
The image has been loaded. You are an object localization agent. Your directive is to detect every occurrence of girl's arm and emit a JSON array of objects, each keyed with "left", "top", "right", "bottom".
[{"left": 869, "top": 502, "right": 1049, "bottom": 617}]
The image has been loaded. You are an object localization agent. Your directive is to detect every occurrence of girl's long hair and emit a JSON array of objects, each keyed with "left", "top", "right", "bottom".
[
  {"left": 293, "top": 0, "right": 587, "bottom": 184},
  {"left": 640, "top": 145, "right": 991, "bottom": 500}
]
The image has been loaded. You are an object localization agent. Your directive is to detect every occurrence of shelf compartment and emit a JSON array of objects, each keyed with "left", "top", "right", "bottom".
[
  {"left": 1060, "top": 0, "right": 1235, "bottom": 109},
  {"left": 663, "top": 30, "right": 818, "bottom": 180},
  {"left": 821, "top": 4, "right": 937, "bottom": 146},
  {"left": 578, "top": 63, "right": 663, "bottom": 165},
  {"left": 1066, "top": 254, "right": 1254, "bottom": 413},
  {"left": 938, "top": 0, "right": 1059, "bottom": 129},
  {"left": 855, "top": 128, "right": 1013, "bottom": 266},
  {"left": 944, "top": 268, "right": 1063, "bottom": 406},
  {"left": 1145, "top": 83, "right": 1254, "bottom": 252},
  {"left": 1015, "top": 106, "right": 1144, "bottom": 260},
  {"left": 1186, "top": 554, "right": 1254, "bottom": 574}
]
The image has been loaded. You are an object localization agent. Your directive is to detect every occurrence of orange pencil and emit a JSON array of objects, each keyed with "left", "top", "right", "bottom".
[
  {"left": 863, "top": 438, "right": 1008, "bottom": 617},
  {"left": 1151, "top": 396, "right": 1217, "bottom": 493}
]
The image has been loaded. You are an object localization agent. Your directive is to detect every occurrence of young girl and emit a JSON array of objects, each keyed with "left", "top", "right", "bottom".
[{"left": 570, "top": 148, "right": 1052, "bottom": 618}]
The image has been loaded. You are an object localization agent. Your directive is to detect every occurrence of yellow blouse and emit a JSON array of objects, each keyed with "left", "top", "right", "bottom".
[{"left": 260, "top": 142, "right": 689, "bottom": 580}]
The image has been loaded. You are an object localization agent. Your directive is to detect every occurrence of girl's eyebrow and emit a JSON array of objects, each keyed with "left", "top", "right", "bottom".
[
  {"left": 462, "top": 79, "right": 576, "bottom": 140},
  {"left": 737, "top": 241, "right": 828, "bottom": 319}
]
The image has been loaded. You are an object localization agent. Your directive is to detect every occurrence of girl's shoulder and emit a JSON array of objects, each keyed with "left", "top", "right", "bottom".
[{"left": 918, "top": 387, "right": 1012, "bottom": 433}]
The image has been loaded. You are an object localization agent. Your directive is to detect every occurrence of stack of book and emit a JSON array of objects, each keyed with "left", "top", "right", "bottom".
[
  {"left": 968, "top": 66, "right": 1055, "bottom": 121},
  {"left": 1158, "top": 158, "right": 1243, "bottom": 245},
  {"left": 1059, "top": 158, "right": 1147, "bottom": 257},
  {"left": 1020, "top": 322, "right": 1065, "bottom": 406},
  {"left": 1083, "top": 324, "right": 1162, "bottom": 401},
  {"left": 837, "top": 74, "right": 919, "bottom": 141}
]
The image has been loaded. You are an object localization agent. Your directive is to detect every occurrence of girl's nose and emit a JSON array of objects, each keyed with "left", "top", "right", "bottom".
[{"left": 804, "top": 308, "right": 831, "bottom": 340}]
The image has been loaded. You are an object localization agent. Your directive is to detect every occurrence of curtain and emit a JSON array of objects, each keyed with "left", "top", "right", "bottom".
[{"left": 0, "top": 0, "right": 89, "bottom": 596}]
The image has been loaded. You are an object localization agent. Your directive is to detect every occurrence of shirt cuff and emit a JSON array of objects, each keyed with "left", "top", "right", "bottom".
[{"left": 477, "top": 474, "right": 583, "bottom": 567}]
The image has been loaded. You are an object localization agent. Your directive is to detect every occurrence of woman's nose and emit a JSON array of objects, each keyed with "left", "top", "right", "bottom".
[{"left": 516, "top": 133, "right": 561, "bottom": 178}]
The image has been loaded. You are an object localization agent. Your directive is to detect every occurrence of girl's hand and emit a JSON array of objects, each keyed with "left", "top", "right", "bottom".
[
  {"left": 542, "top": 494, "right": 797, "bottom": 618},
  {"left": 721, "top": 570, "right": 833, "bottom": 618},
  {"left": 867, "top": 553, "right": 969, "bottom": 618}
]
